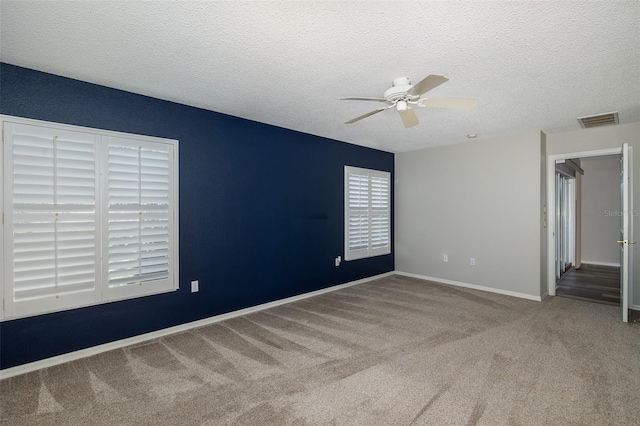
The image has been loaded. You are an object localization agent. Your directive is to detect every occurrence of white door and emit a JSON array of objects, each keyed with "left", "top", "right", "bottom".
[{"left": 619, "top": 143, "right": 634, "bottom": 323}]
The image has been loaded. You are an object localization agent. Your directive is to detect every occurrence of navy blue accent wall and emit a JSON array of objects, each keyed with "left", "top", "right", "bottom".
[{"left": 0, "top": 63, "right": 394, "bottom": 369}]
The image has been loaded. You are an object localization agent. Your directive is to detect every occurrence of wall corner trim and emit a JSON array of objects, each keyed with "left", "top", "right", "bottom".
[
  {"left": 395, "top": 271, "right": 544, "bottom": 302},
  {"left": 0, "top": 271, "right": 395, "bottom": 379}
]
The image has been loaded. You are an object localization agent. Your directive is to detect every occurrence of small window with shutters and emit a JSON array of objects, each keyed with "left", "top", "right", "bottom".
[
  {"left": 1, "top": 116, "right": 178, "bottom": 319},
  {"left": 344, "top": 166, "right": 391, "bottom": 261}
]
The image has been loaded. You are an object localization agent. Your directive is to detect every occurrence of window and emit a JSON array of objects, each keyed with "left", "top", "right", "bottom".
[
  {"left": 1, "top": 116, "right": 179, "bottom": 319},
  {"left": 344, "top": 166, "right": 391, "bottom": 261}
]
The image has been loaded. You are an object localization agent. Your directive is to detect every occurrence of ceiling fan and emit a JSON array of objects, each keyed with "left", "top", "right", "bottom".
[{"left": 342, "top": 75, "right": 477, "bottom": 128}]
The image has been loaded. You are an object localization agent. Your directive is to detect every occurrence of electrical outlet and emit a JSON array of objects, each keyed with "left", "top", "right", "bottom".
[
  {"left": 191, "top": 280, "right": 199, "bottom": 292},
  {"left": 443, "top": 255, "right": 448, "bottom": 262},
  {"left": 470, "top": 258, "right": 476, "bottom": 266},
  {"left": 335, "top": 256, "right": 341, "bottom": 266}
]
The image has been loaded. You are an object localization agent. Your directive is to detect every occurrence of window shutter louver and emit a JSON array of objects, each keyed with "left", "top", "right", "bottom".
[
  {"left": 344, "top": 166, "right": 391, "bottom": 261},
  {"left": 106, "top": 137, "right": 173, "bottom": 298},
  {"left": 370, "top": 176, "right": 390, "bottom": 249},
  {"left": 348, "top": 173, "right": 369, "bottom": 251},
  {"left": 5, "top": 123, "right": 98, "bottom": 316}
]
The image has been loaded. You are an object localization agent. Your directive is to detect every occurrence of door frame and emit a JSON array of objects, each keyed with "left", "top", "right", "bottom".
[
  {"left": 620, "top": 143, "right": 633, "bottom": 322},
  {"left": 546, "top": 148, "right": 623, "bottom": 298}
]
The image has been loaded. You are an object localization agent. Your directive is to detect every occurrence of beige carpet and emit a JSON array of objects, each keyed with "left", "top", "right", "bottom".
[{"left": 2, "top": 274, "right": 639, "bottom": 425}]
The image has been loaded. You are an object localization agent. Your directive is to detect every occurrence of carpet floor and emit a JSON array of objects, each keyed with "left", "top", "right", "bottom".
[{"left": 2, "top": 274, "right": 639, "bottom": 425}]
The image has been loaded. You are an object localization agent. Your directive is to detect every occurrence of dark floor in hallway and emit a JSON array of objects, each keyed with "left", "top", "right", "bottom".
[{"left": 556, "top": 263, "right": 620, "bottom": 306}]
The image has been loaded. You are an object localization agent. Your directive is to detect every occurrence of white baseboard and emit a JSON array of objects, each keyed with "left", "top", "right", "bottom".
[
  {"left": 0, "top": 271, "right": 394, "bottom": 380},
  {"left": 580, "top": 261, "right": 621, "bottom": 268},
  {"left": 395, "top": 271, "right": 544, "bottom": 302}
]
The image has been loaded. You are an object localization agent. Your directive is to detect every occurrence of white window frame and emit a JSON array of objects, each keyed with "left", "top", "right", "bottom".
[
  {"left": 1, "top": 115, "right": 179, "bottom": 320},
  {"left": 344, "top": 165, "right": 391, "bottom": 261}
]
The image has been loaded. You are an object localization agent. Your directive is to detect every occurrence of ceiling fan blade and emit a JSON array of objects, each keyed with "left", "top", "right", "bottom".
[
  {"left": 399, "top": 109, "right": 419, "bottom": 128},
  {"left": 341, "top": 97, "right": 388, "bottom": 102},
  {"left": 407, "top": 75, "right": 449, "bottom": 97},
  {"left": 345, "top": 107, "right": 387, "bottom": 124},
  {"left": 418, "top": 98, "right": 478, "bottom": 109}
]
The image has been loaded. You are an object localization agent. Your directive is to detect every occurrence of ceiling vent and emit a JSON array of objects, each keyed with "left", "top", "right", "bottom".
[{"left": 577, "top": 111, "right": 619, "bottom": 129}]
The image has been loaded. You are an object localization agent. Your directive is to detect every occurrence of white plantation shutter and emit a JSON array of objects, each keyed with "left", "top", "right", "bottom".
[
  {"left": 2, "top": 116, "right": 178, "bottom": 319},
  {"left": 104, "top": 137, "right": 175, "bottom": 300},
  {"left": 347, "top": 172, "right": 369, "bottom": 251},
  {"left": 344, "top": 166, "right": 391, "bottom": 261},
  {"left": 370, "top": 175, "right": 390, "bottom": 250},
  {"left": 4, "top": 122, "right": 99, "bottom": 317}
]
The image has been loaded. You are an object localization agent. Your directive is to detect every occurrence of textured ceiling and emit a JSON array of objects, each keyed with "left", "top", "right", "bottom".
[{"left": 1, "top": 1, "right": 639, "bottom": 153}]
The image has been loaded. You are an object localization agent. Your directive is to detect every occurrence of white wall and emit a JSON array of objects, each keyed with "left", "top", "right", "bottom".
[
  {"left": 394, "top": 122, "right": 639, "bottom": 307},
  {"left": 395, "top": 130, "right": 544, "bottom": 299},
  {"left": 580, "top": 157, "right": 621, "bottom": 266},
  {"left": 547, "top": 122, "right": 640, "bottom": 308}
]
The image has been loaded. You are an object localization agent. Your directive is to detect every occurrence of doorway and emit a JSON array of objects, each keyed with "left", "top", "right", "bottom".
[
  {"left": 554, "top": 155, "right": 622, "bottom": 306},
  {"left": 547, "top": 147, "right": 633, "bottom": 319}
]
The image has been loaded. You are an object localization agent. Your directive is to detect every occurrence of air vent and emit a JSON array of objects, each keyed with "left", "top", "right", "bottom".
[{"left": 577, "top": 112, "right": 619, "bottom": 129}]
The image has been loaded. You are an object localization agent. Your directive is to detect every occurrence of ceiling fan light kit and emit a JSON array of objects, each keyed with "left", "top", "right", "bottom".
[{"left": 342, "top": 74, "right": 477, "bottom": 128}]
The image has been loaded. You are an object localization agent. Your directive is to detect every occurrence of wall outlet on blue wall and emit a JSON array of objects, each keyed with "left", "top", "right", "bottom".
[{"left": 191, "top": 280, "right": 199, "bottom": 292}]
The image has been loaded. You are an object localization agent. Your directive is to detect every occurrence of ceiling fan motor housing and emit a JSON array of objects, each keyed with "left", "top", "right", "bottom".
[{"left": 384, "top": 77, "right": 416, "bottom": 103}]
